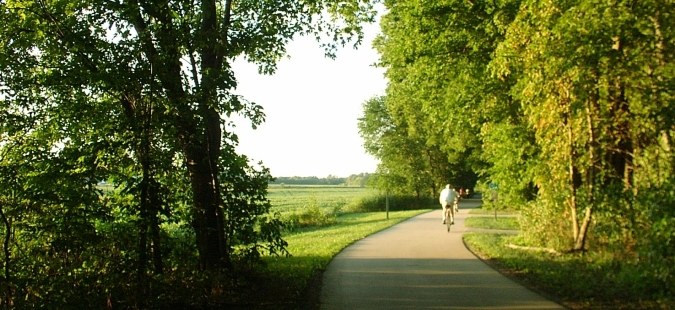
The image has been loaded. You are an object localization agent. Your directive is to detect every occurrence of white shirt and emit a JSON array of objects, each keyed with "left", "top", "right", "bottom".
[{"left": 439, "top": 187, "right": 458, "bottom": 206}]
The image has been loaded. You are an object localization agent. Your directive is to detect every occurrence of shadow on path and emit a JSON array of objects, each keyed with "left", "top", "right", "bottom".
[{"left": 319, "top": 199, "right": 564, "bottom": 309}]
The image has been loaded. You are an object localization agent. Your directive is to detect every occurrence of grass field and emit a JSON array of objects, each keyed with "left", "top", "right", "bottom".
[
  {"left": 268, "top": 185, "right": 377, "bottom": 215},
  {"left": 242, "top": 185, "right": 432, "bottom": 308}
]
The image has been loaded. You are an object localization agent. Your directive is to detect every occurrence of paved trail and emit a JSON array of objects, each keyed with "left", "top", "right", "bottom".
[{"left": 319, "top": 199, "right": 564, "bottom": 309}]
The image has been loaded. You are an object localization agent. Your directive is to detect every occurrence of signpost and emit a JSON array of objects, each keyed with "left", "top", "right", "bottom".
[{"left": 489, "top": 182, "right": 498, "bottom": 219}]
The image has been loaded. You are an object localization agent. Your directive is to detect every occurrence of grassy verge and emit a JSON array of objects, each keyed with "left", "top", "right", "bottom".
[
  {"left": 468, "top": 207, "right": 517, "bottom": 216},
  {"left": 247, "top": 209, "right": 430, "bottom": 308},
  {"left": 464, "top": 216, "right": 519, "bottom": 230},
  {"left": 463, "top": 233, "right": 671, "bottom": 309}
]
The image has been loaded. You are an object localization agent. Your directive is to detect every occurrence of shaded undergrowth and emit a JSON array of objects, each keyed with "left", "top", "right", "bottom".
[{"left": 464, "top": 233, "right": 672, "bottom": 309}]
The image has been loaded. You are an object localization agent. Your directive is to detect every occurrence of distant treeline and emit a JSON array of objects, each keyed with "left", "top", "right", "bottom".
[{"left": 271, "top": 173, "right": 371, "bottom": 187}]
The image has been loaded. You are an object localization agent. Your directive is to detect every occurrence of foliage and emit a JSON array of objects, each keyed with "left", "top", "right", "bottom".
[
  {"left": 467, "top": 207, "right": 518, "bottom": 216},
  {"left": 273, "top": 176, "right": 345, "bottom": 186},
  {"left": 345, "top": 194, "right": 436, "bottom": 213},
  {"left": 283, "top": 199, "right": 339, "bottom": 230},
  {"left": 0, "top": 0, "right": 376, "bottom": 306},
  {"left": 364, "top": 0, "right": 522, "bottom": 197},
  {"left": 358, "top": 96, "right": 456, "bottom": 197},
  {"left": 464, "top": 233, "right": 672, "bottom": 308},
  {"left": 369, "top": 0, "right": 675, "bottom": 297}
]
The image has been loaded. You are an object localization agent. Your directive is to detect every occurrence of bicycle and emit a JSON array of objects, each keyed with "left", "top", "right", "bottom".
[{"left": 444, "top": 200, "right": 459, "bottom": 232}]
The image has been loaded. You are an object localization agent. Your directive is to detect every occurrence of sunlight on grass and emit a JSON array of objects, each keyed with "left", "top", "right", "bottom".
[
  {"left": 464, "top": 216, "right": 519, "bottom": 230},
  {"left": 268, "top": 186, "right": 377, "bottom": 215},
  {"left": 253, "top": 186, "right": 433, "bottom": 307},
  {"left": 268, "top": 210, "right": 428, "bottom": 259},
  {"left": 468, "top": 208, "right": 517, "bottom": 216},
  {"left": 262, "top": 210, "right": 429, "bottom": 298},
  {"left": 463, "top": 233, "right": 671, "bottom": 309}
]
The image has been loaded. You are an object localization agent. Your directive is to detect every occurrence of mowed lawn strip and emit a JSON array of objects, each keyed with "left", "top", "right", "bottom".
[
  {"left": 246, "top": 186, "right": 431, "bottom": 308},
  {"left": 463, "top": 208, "right": 670, "bottom": 308},
  {"left": 258, "top": 210, "right": 429, "bottom": 308}
]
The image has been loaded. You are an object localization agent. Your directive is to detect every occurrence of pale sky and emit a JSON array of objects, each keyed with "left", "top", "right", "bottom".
[{"left": 230, "top": 19, "right": 386, "bottom": 178}]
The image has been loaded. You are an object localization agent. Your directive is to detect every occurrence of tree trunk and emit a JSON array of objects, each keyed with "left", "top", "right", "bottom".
[
  {"left": 565, "top": 103, "right": 580, "bottom": 243},
  {"left": 0, "top": 204, "right": 13, "bottom": 307},
  {"left": 608, "top": 39, "right": 634, "bottom": 190},
  {"left": 574, "top": 206, "right": 593, "bottom": 251},
  {"left": 181, "top": 0, "right": 230, "bottom": 270},
  {"left": 0, "top": 205, "right": 11, "bottom": 282},
  {"left": 573, "top": 89, "right": 600, "bottom": 252},
  {"left": 185, "top": 148, "right": 227, "bottom": 269},
  {"left": 128, "top": 0, "right": 230, "bottom": 270},
  {"left": 150, "top": 201, "right": 163, "bottom": 274}
]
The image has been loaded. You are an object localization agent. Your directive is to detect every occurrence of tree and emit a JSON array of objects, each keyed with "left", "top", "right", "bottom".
[
  {"left": 369, "top": 0, "right": 674, "bottom": 295},
  {"left": 1, "top": 0, "right": 375, "bottom": 273},
  {"left": 359, "top": 96, "right": 441, "bottom": 197},
  {"left": 493, "top": 0, "right": 674, "bottom": 254},
  {"left": 371, "top": 0, "right": 522, "bottom": 196}
]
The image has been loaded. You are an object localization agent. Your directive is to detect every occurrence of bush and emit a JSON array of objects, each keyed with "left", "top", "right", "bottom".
[
  {"left": 518, "top": 200, "right": 569, "bottom": 250},
  {"left": 635, "top": 180, "right": 675, "bottom": 299},
  {"left": 343, "top": 194, "right": 435, "bottom": 213},
  {"left": 283, "top": 199, "right": 338, "bottom": 231}
]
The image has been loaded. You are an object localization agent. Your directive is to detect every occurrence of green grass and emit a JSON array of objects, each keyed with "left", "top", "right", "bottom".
[
  {"left": 237, "top": 186, "right": 433, "bottom": 308},
  {"left": 468, "top": 207, "right": 517, "bottom": 216},
  {"left": 269, "top": 186, "right": 434, "bottom": 231},
  {"left": 464, "top": 216, "right": 519, "bottom": 230},
  {"left": 251, "top": 210, "right": 429, "bottom": 308},
  {"left": 284, "top": 211, "right": 428, "bottom": 256},
  {"left": 463, "top": 233, "right": 671, "bottom": 309},
  {"left": 268, "top": 186, "right": 376, "bottom": 214}
]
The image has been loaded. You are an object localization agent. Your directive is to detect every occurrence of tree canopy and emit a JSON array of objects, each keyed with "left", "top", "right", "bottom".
[
  {"left": 0, "top": 0, "right": 374, "bottom": 306},
  {"left": 362, "top": 0, "right": 673, "bottom": 297}
]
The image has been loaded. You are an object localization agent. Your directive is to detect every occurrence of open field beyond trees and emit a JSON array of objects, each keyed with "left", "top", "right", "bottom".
[
  {"left": 2, "top": 0, "right": 672, "bottom": 308},
  {"left": 268, "top": 185, "right": 377, "bottom": 215}
]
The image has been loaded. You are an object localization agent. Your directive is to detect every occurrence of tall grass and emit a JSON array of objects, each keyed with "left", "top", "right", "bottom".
[{"left": 269, "top": 186, "right": 434, "bottom": 231}]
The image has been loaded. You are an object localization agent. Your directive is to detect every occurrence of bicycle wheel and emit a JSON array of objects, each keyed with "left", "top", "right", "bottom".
[{"left": 446, "top": 209, "right": 452, "bottom": 232}]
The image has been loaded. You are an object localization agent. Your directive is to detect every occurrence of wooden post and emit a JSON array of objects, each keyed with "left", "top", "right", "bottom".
[{"left": 493, "top": 192, "right": 498, "bottom": 220}]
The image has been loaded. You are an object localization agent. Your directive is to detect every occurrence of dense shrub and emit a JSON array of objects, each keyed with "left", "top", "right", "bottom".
[{"left": 344, "top": 194, "right": 435, "bottom": 213}]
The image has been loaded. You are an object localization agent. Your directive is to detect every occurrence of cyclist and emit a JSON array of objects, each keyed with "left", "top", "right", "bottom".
[{"left": 439, "top": 184, "right": 459, "bottom": 225}]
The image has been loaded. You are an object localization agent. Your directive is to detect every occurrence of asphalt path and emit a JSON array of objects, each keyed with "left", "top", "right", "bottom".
[{"left": 319, "top": 198, "right": 564, "bottom": 309}]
